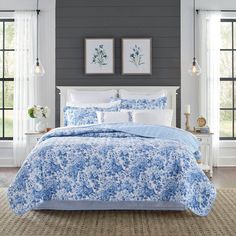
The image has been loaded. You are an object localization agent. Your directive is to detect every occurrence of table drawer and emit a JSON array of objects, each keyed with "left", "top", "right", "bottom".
[
  {"left": 196, "top": 136, "right": 209, "bottom": 144},
  {"left": 28, "top": 136, "right": 42, "bottom": 145}
]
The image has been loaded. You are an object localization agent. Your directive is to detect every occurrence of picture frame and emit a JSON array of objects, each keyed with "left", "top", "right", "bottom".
[
  {"left": 122, "top": 38, "right": 152, "bottom": 75},
  {"left": 85, "top": 38, "right": 115, "bottom": 74}
]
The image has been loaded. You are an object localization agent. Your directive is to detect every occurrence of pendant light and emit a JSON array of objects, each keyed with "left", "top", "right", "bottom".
[
  {"left": 188, "top": 0, "right": 201, "bottom": 77},
  {"left": 32, "top": 0, "right": 45, "bottom": 77}
]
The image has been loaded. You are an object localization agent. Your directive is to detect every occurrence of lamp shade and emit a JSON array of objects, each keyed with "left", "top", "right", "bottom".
[
  {"left": 188, "top": 58, "right": 201, "bottom": 77},
  {"left": 32, "top": 59, "right": 45, "bottom": 77}
]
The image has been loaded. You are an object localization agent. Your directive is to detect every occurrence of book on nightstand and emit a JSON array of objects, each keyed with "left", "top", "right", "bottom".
[{"left": 194, "top": 126, "right": 210, "bottom": 134}]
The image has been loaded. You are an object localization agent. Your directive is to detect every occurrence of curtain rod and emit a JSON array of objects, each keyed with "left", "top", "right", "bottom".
[
  {"left": 196, "top": 9, "right": 236, "bottom": 13},
  {"left": 0, "top": 10, "right": 39, "bottom": 13}
]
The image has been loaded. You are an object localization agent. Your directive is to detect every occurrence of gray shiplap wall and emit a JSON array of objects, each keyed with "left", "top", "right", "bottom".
[{"left": 56, "top": 0, "right": 181, "bottom": 126}]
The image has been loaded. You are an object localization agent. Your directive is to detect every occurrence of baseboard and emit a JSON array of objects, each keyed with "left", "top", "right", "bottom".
[
  {"left": 0, "top": 158, "right": 15, "bottom": 167},
  {"left": 216, "top": 156, "right": 236, "bottom": 167}
]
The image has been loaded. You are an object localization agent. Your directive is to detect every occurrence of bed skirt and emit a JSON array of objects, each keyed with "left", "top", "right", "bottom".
[{"left": 34, "top": 200, "right": 186, "bottom": 211}]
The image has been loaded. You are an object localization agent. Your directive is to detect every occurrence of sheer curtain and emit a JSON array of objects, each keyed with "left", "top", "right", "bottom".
[
  {"left": 14, "top": 11, "right": 38, "bottom": 166},
  {"left": 197, "top": 11, "right": 221, "bottom": 166}
]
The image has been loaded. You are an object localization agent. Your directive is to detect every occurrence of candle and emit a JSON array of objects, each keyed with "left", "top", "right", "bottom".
[{"left": 186, "top": 104, "right": 190, "bottom": 114}]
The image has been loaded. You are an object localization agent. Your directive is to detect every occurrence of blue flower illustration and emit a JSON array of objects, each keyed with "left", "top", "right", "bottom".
[
  {"left": 129, "top": 45, "right": 144, "bottom": 67},
  {"left": 92, "top": 44, "right": 108, "bottom": 66}
]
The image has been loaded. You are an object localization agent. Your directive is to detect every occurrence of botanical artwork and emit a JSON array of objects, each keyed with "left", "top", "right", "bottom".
[
  {"left": 92, "top": 45, "right": 108, "bottom": 66},
  {"left": 122, "top": 38, "right": 152, "bottom": 74},
  {"left": 85, "top": 39, "right": 114, "bottom": 74},
  {"left": 129, "top": 45, "right": 144, "bottom": 67}
]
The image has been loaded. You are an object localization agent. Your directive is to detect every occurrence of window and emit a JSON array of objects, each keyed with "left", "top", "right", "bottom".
[
  {"left": 220, "top": 19, "right": 236, "bottom": 140},
  {"left": 0, "top": 19, "right": 14, "bottom": 140}
]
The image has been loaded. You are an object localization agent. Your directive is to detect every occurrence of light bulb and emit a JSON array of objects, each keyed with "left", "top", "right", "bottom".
[
  {"left": 32, "top": 58, "right": 45, "bottom": 77},
  {"left": 192, "top": 65, "right": 197, "bottom": 73},
  {"left": 188, "top": 58, "right": 201, "bottom": 77}
]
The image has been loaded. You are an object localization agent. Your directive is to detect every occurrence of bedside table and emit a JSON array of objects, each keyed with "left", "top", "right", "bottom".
[
  {"left": 191, "top": 132, "right": 214, "bottom": 178},
  {"left": 25, "top": 132, "right": 45, "bottom": 157}
]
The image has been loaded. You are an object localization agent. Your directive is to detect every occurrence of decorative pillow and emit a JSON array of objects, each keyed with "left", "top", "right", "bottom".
[
  {"left": 112, "top": 96, "right": 167, "bottom": 110},
  {"left": 64, "top": 102, "right": 119, "bottom": 126},
  {"left": 67, "top": 89, "right": 117, "bottom": 104},
  {"left": 97, "top": 111, "right": 132, "bottom": 124},
  {"left": 133, "top": 109, "right": 173, "bottom": 126},
  {"left": 119, "top": 89, "right": 167, "bottom": 99}
]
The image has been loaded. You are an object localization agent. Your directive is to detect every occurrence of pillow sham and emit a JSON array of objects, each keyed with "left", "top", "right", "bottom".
[
  {"left": 67, "top": 89, "right": 117, "bottom": 104},
  {"left": 112, "top": 96, "right": 167, "bottom": 110},
  {"left": 64, "top": 102, "right": 119, "bottom": 126},
  {"left": 119, "top": 89, "right": 167, "bottom": 99},
  {"left": 97, "top": 111, "right": 132, "bottom": 124},
  {"left": 133, "top": 109, "right": 173, "bottom": 126},
  {"left": 66, "top": 101, "right": 120, "bottom": 108}
]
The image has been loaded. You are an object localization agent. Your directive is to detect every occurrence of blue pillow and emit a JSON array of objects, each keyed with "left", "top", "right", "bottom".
[
  {"left": 64, "top": 105, "right": 119, "bottom": 126},
  {"left": 112, "top": 97, "right": 167, "bottom": 110}
]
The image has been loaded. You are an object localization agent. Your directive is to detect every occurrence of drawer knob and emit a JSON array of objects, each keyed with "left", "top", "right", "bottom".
[{"left": 197, "top": 138, "right": 202, "bottom": 141}]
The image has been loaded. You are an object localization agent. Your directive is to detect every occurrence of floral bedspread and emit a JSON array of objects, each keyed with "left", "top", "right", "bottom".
[{"left": 8, "top": 124, "right": 216, "bottom": 216}]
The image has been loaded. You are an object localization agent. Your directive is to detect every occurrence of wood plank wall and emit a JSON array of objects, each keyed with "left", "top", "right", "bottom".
[{"left": 56, "top": 0, "right": 181, "bottom": 126}]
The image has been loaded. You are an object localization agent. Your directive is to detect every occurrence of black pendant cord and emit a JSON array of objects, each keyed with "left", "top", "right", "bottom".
[
  {"left": 36, "top": 0, "right": 40, "bottom": 65},
  {"left": 193, "top": 0, "right": 196, "bottom": 61}
]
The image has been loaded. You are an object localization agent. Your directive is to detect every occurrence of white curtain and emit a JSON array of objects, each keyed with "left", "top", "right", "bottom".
[
  {"left": 13, "top": 11, "right": 38, "bottom": 166},
  {"left": 198, "top": 11, "right": 221, "bottom": 166}
]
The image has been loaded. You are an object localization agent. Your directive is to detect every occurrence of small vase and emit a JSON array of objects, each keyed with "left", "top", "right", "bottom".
[{"left": 35, "top": 118, "right": 46, "bottom": 132}]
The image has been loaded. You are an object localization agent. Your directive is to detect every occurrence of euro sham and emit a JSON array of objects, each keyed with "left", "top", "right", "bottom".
[
  {"left": 67, "top": 89, "right": 117, "bottom": 104},
  {"left": 119, "top": 89, "right": 167, "bottom": 99},
  {"left": 112, "top": 97, "right": 167, "bottom": 110},
  {"left": 64, "top": 102, "right": 119, "bottom": 126},
  {"left": 133, "top": 109, "right": 173, "bottom": 126}
]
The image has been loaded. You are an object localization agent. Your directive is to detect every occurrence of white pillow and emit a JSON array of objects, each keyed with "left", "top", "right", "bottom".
[
  {"left": 133, "top": 109, "right": 173, "bottom": 126},
  {"left": 67, "top": 89, "right": 117, "bottom": 104},
  {"left": 97, "top": 111, "right": 131, "bottom": 124},
  {"left": 66, "top": 100, "right": 120, "bottom": 108},
  {"left": 119, "top": 89, "right": 167, "bottom": 99}
]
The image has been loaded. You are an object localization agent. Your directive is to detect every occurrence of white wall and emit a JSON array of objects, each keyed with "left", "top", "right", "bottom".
[
  {"left": 181, "top": 0, "right": 199, "bottom": 129},
  {"left": 181, "top": 0, "right": 236, "bottom": 166},
  {"left": 196, "top": 0, "right": 236, "bottom": 10},
  {"left": 0, "top": 0, "right": 55, "bottom": 127},
  {"left": 0, "top": 0, "right": 55, "bottom": 166}
]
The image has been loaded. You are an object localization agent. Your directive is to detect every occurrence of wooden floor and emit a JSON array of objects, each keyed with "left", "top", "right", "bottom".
[
  {"left": 0, "top": 167, "right": 19, "bottom": 188},
  {"left": 0, "top": 167, "right": 236, "bottom": 188},
  {"left": 212, "top": 167, "right": 236, "bottom": 188}
]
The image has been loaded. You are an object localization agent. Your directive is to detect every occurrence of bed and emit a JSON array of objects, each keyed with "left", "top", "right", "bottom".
[{"left": 7, "top": 86, "right": 216, "bottom": 216}]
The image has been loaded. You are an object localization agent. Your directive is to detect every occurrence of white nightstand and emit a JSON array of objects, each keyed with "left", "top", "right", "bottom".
[
  {"left": 191, "top": 132, "right": 214, "bottom": 178},
  {"left": 25, "top": 132, "right": 45, "bottom": 157}
]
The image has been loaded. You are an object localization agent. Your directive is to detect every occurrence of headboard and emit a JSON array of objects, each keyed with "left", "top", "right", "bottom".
[{"left": 57, "top": 86, "right": 179, "bottom": 127}]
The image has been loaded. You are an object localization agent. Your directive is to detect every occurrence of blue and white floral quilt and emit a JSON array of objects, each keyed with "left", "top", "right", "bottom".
[{"left": 8, "top": 124, "right": 216, "bottom": 216}]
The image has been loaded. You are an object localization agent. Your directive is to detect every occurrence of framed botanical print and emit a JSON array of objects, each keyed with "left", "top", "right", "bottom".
[
  {"left": 85, "top": 38, "right": 114, "bottom": 74},
  {"left": 122, "top": 38, "right": 152, "bottom": 75}
]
